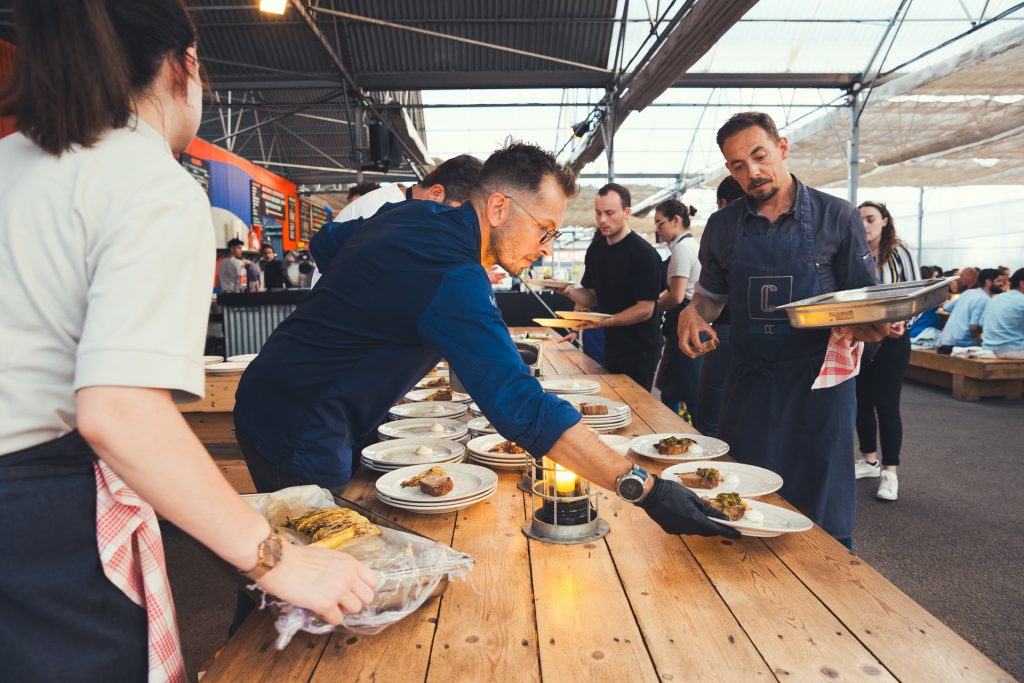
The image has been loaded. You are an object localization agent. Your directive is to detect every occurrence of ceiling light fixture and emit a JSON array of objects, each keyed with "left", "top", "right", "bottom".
[{"left": 259, "top": 0, "right": 287, "bottom": 15}]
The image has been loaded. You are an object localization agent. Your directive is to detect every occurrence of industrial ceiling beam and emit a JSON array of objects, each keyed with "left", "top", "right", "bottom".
[
  {"left": 567, "top": 0, "right": 760, "bottom": 173},
  {"left": 288, "top": 0, "right": 431, "bottom": 176}
]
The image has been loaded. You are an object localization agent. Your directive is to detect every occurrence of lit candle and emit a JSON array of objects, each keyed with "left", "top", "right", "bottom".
[{"left": 554, "top": 463, "right": 577, "bottom": 495}]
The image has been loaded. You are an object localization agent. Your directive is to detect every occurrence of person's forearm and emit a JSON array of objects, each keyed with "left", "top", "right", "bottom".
[
  {"left": 543, "top": 422, "right": 638, "bottom": 492},
  {"left": 565, "top": 287, "right": 599, "bottom": 309},
  {"left": 688, "top": 292, "right": 725, "bottom": 324},
  {"left": 77, "top": 387, "right": 270, "bottom": 571},
  {"left": 656, "top": 279, "right": 687, "bottom": 312},
  {"left": 604, "top": 301, "right": 655, "bottom": 327}
]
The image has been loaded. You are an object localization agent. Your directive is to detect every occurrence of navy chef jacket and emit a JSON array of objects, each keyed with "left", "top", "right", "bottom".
[{"left": 233, "top": 200, "right": 581, "bottom": 488}]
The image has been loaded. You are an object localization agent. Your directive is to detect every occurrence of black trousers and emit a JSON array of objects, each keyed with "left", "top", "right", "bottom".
[
  {"left": 855, "top": 333, "right": 911, "bottom": 467},
  {"left": 0, "top": 432, "right": 148, "bottom": 682},
  {"left": 604, "top": 343, "right": 660, "bottom": 392}
]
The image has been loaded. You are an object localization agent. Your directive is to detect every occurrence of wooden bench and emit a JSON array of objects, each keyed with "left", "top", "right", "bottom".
[{"left": 906, "top": 349, "right": 1024, "bottom": 400}]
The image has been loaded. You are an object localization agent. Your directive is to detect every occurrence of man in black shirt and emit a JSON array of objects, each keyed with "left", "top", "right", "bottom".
[
  {"left": 558, "top": 183, "right": 663, "bottom": 389},
  {"left": 259, "top": 244, "right": 292, "bottom": 289}
]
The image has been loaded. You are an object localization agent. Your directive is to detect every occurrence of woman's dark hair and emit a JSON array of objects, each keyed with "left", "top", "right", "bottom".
[
  {"left": 0, "top": 0, "right": 197, "bottom": 155},
  {"left": 655, "top": 198, "right": 697, "bottom": 228},
  {"left": 858, "top": 200, "right": 898, "bottom": 265}
]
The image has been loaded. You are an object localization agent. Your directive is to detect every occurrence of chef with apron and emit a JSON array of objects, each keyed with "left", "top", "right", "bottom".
[{"left": 678, "top": 113, "right": 887, "bottom": 548}]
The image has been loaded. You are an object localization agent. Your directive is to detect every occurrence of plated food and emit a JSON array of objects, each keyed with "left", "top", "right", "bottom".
[
  {"left": 663, "top": 461, "right": 783, "bottom": 498},
  {"left": 532, "top": 317, "right": 586, "bottom": 330},
  {"left": 655, "top": 436, "right": 703, "bottom": 456},
  {"left": 704, "top": 497, "right": 814, "bottom": 537},
  {"left": 579, "top": 402, "right": 609, "bottom": 416},
  {"left": 401, "top": 465, "right": 449, "bottom": 487},
  {"left": 283, "top": 507, "right": 381, "bottom": 549},
  {"left": 378, "top": 418, "right": 468, "bottom": 442},
  {"left": 702, "top": 492, "right": 751, "bottom": 521},
  {"left": 416, "top": 376, "right": 449, "bottom": 388},
  {"left": 375, "top": 463, "right": 498, "bottom": 513},
  {"left": 627, "top": 433, "right": 729, "bottom": 462},
  {"left": 361, "top": 438, "right": 466, "bottom": 473},
  {"left": 489, "top": 439, "right": 526, "bottom": 454},
  {"left": 404, "top": 389, "right": 471, "bottom": 404},
  {"left": 466, "top": 434, "right": 532, "bottom": 470}
]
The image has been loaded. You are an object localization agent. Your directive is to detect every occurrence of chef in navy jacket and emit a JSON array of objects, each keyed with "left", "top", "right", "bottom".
[
  {"left": 677, "top": 113, "right": 888, "bottom": 547},
  {"left": 233, "top": 142, "right": 738, "bottom": 541}
]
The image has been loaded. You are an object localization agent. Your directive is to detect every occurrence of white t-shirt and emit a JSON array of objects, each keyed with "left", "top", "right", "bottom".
[
  {"left": 666, "top": 232, "right": 700, "bottom": 300},
  {"left": 0, "top": 119, "right": 215, "bottom": 454},
  {"left": 310, "top": 183, "right": 407, "bottom": 287}
]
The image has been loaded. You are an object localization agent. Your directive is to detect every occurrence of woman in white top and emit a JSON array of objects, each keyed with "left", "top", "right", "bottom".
[
  {"left": 0, "top": 1, "right": 376, "bottom": 680},
  {"left": 854, "top": 201, "right": 917, "bottom": 502},
  {"left": 653, "top": 198, "right": 703, "bottom": 418}
]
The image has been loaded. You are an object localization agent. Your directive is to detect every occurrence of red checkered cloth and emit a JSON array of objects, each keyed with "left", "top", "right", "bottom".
[
  {"left": 94, "top": 461, "right": 186, "bottom": 683},
  {"left": 812, "top": 328, "right": 864, "bottom": 390}
]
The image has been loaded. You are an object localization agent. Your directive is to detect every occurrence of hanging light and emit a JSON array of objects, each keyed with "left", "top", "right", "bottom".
[
  {"left": 259, "top": 0, "right": 288, "bottom": 15},
  {"left": 570, "top": 118, "right": 592, "bottom": 139}
]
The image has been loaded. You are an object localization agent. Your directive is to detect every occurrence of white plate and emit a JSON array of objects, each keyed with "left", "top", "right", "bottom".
[
  {"left": 360, "top": 454, "right": 465, "bottom": 473},
  {"left": 389, "top": 402, "right": 467, "bottom": 420},
  {"left": 628, "top": 433, "right": 729, "bottom": 462},
  {"left": 540, "top": 378, "right": 602, "bottom": 395},
  {"left": 405, "top": 388, "right": 471, "bottom": 403},
  {"left": 466, "top": 417, "right": 497, "bottom": 434},
  {"left": 662, "top": 461, "right": 783, "bottom": 498},
  {"left": 203, "top": 355, "right": 224, "bottom": 365},
  {"left": 706, "top": 498, "right": 813, "bottom": 537},
  {"left": 378, "top": 487, "right": 497, "bottom": 514},
  {"left": 362, "top": 438, "right": 465, "bottom": 466},
  {"left": 466, "top": 455, "right": 531, "bottom": 470},
  {"left": 226, "top": 353, "right": 258, "bottom": 362},
  {"left": 376, "top": 486, "right": 496, "bottom": 510},
  {"left": 590, "top": 419, "right": 632, "bottom": 433},
  {"left": 468, "top": 403, "right": 484, "bottom": 417},
  {"left": 375, "top": 463, "right": 498, "bottom": 503},
  {"left": 377, "top": 418, "right": 467, "bottom": 441},
  {"left": 415, "top": 376, "right": 451, "bottom": 389},
  {"left": 555, "top": 311, "right": 612, "bottom": 322},
  {"left": 205, "top": 361, "right": 250, "bottom": 375},
  {"left": 598, "top": 434, "right": 631, "bottom": 447},
  {"left": 466, "top": 434, "right": 531, "bottom": 458},
  {"left": 567, "top": 395, "right": 630, "bottom": 417},
  {"left": 533, "top": 318, "right": 586, "bottom": 330},
  {"left": 523, "top": 278, "right": 574, "bottom": 290}
]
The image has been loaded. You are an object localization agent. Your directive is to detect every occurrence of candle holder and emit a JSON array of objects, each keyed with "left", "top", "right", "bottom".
[{"left": 521, "top": 457, "right": 609, "bottom": 544}]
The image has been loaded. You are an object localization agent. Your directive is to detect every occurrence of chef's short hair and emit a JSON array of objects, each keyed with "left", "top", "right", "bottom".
[
  {"left": 597, "top": 183, "right": 631, "bottom": 208},
  {"left": 419, "top": 154, "right": 482, "bottom": 204},
  {"left": 716, "top": 112, "right": 781, "bottom": 151},
  {"left": 473, "top": 140, "right": 578, "bottom": 202}
]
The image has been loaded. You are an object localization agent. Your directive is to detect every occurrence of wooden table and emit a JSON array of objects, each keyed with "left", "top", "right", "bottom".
[
  {"left": 202, "top": 332, "right": 1011, "bottom": 682},
  {"left": 907, "top": 348, "right": 1024, "bottom": 401}
]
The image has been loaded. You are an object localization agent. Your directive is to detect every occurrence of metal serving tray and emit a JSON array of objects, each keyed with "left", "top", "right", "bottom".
[{"left": 776, "top": 277, "right": 957, "bottom": 329}]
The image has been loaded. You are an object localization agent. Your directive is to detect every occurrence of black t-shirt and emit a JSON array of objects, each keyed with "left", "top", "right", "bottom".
[{"left": 581, "top": 230, "right": 663, "bottom": 354}]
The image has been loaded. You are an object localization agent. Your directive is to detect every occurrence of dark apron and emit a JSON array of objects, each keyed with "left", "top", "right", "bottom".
[
  {"left": 0, "top": 431, "right": 148, "bottom": 681},
  {"left": 717, "top": 191, "right": 857, "bottom": 540}
]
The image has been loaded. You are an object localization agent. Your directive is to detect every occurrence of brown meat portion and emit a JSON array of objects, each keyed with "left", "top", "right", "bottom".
[
  {"left": 679, "top": 472, "right": 718, "bottom": 489},
  {"left": 580, "top": 403, "right": 609, "bottom": 416},
  {"left": 419, "top": 475, "right": 454, "bottom": 497},
  {"left": 702, "top": 496, "right": 747, "bottom": 521}
]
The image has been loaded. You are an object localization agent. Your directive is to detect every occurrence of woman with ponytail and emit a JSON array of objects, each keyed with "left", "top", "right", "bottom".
[
  {"left": 0, "top": 2, "right": 376, "bottom": 680},
  {"left": 653, "top": 198, "right": 703, "bottom": 418}
]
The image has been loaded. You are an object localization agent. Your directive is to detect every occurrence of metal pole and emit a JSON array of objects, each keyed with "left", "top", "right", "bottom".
[
  {"left": 606, "top": 101, "right": 615, "bottom": 183},
  {"left": 917, "top": 187, "right": 925, "bottom": 268},
  {"left": 848, "top": 91, "right": 859, "bottom": 205}
]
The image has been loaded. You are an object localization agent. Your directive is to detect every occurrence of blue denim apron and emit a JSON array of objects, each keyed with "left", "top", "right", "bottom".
[
  {"left": 0, "top": 431, "right": 148, "bottom": 681},
  {"left": 717, "top": 190, "right": 856, "bottom": 541}
]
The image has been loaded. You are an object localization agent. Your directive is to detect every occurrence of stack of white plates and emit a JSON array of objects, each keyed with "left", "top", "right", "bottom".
[
  {"left": 465, "top": 434, "right": 532, "bottom": 470},
  {"left": 566, "top": 395, "right": 632, "bottom": 433},
  {"left": 203, "top": 355, "right": 224, "bottom": 365},
  {"left": 205, "top": 361, "right": 250, "bottom": 376},
  {"left": 375, "top": 463, "right": 497, "bottom": 514},
  {"left": 378, "top": 418, "right": 468, "bottom": 443},
  {"left": 405, "top": 388, "right": 472, "bottom": 404},
  {"left": 227, "top": 353, "right": 258, "bottom": 362},
  {"left": 626, "top": 433, "right": 729, "bottom": 463},
  {"left": 466, "top": 416, "right": 497, "bottom": 437},
  {"left": 468, "top": 402, "right": 484, "bottom": 418},
  {"left": 389, "top": 401, "right": 468, "bottom": 421},
  {"left": 360, "top": 438, "right": 465, "bottom": 473},
  {"left": 539, "top": 378, "right": 601, "bottom": 395}
]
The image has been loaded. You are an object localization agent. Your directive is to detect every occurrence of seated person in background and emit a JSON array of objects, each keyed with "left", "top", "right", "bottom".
[
  {"left": 997, "top": 265, "right": 1012, "bottom": 292},
  {"left": 937, "top": 268, "right": 1003, "bottom": 353},
  {"left": 981, "top": 267, "right": 1024, "bottom": 359}
]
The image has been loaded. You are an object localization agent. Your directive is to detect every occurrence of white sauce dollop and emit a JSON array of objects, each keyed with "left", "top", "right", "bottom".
[
  {"left": 688, "top": 443, "right": 705, "bottom": 455},
  {"left": 744, "top": 508, "right": 765, "bottom": 525},
  {"left": 430, "top": 422, "right": 445, "bottom": 433},
  {"left": 724, "top": 473, "right": 740, "bottom": 485},
  {"left": 415, "top": 446, "right": 434, "bottom": 456}
]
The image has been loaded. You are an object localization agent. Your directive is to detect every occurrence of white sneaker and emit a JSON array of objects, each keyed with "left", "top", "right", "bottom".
[
  {"left": 876, "top": 471, "right": 898, "bottom": 501},
  {"left": 855, "top": 459, "right": 881, "bottom": 479}
]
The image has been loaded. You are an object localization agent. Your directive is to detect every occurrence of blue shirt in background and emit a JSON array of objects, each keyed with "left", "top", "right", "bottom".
[
  {"left": 234, "top": 201, "right": 580, "bottom": 488},
  {"left": 981, "top": 289, "right": 1024, "bottom": 353},
  {"left": 939, "top": 288, "right": 990, "bottom": 348}
]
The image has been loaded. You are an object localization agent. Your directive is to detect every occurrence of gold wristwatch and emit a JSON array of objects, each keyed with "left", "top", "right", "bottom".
[{"left": 241, "top": 528, "right": 285, "bottom": 580}]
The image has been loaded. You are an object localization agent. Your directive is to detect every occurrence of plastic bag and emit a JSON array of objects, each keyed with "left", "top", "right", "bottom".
[{"left": 243, "top": 485, "right": 474, "bottom": 648}]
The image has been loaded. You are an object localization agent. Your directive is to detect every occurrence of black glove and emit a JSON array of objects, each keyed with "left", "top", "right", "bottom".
[{"left": 639, "top": 476, "right": 741, "bottom": 538}]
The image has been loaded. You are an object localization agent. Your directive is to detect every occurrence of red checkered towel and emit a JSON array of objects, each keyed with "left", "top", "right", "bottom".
[
  {"left": 95, "top": 461, "right": 185, "bottom": 683},
  {"left": 812, "top": 328, "right": 864, "bottom": 390}
]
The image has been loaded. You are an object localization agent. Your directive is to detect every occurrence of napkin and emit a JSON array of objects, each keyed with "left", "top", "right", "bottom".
[{"left": 812, "top": 329, "right": 864, "bottom": 390}]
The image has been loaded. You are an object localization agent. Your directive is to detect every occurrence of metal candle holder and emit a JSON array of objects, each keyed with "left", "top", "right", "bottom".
[{"left": 521, "top": 457, "right": 609, "bottom": 545}]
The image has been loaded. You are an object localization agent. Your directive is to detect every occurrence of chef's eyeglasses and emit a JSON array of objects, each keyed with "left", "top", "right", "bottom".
[{"left": 502, "top": 194, "right": 561, "bottom": 245}]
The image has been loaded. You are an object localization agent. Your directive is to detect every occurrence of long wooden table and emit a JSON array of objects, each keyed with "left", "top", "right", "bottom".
[{"left": 201, "top": 330, "right": 1011, "bottom": 682}]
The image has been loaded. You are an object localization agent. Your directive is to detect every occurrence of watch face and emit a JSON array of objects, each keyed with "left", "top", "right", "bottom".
[
  {"left": 619, "top": 478, "right": 644, "bottom": 502},
  {"left": 260, "top": 535, "right": 284, "bottom": 569}
]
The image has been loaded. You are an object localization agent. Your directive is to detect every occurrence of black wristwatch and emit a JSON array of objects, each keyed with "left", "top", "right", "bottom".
[{"left": 615, "top": 465, "right": 650, "bottom": 503}]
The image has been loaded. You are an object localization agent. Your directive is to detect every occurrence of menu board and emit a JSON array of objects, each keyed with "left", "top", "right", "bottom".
[
  {"left": 287, "top": 195, "right": 297, "bottom": 241},
  {"left": 298, "top": 198, "right": 312, "bottom": 243},
  {"left": 179, "top": 153, "right": 210, "bottom": 197},
  {"left": 260, "top": 185, "right": 286, "bottom": 220},
  {"left": 250, "top": 181, "right": 263, "bottom": 228},
  {"left": 310, "top": 204, "right": 329, "bottom": 236}
]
